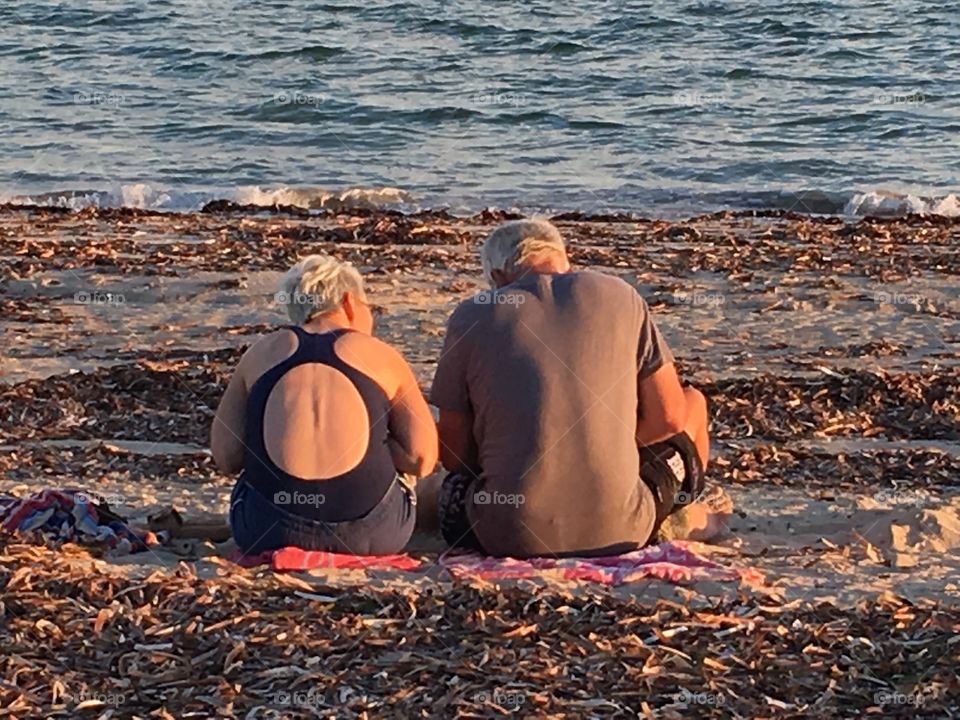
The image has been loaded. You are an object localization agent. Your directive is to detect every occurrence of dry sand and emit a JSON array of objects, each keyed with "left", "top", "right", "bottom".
[
  {"left": 2, "top": 207, "right": 957, "bottom": 605},
  {"left": 1, "top": 206, "right": 958, "bottom": 717}
]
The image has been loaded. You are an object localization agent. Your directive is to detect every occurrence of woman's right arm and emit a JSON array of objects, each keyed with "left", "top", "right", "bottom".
[{"left": 211, "top": 359, "right": 250, "bottom": 474}]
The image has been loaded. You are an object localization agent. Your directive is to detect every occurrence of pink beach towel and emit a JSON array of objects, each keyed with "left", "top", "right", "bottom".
[
  {"left": 233, "top": 547, "right": 423, "bottom": 572},
  {"left": 441, "top": 541, "right": 764, "bottom": 587},
  {"left": 233, "top": 541, "right": 761, "bottom": 587}
]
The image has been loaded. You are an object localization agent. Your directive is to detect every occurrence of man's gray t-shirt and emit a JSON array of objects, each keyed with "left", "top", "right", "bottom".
[{"left": 430, "top": 271, "right": 674, "bottom": 557}]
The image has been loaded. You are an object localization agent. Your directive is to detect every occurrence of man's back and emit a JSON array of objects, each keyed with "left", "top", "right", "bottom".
[{"left": 431, "top": 271, "right": 672, "bottom": 556}]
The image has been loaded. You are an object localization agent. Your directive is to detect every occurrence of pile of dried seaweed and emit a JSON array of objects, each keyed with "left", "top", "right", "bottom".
[
  {"left": 0, "top": 444, "right": 226, "bottom": 487},
  {"left": 706, "top": 368, "right": 960, "bottom": 442},
  {"left": 1, "top": 540, "right": 957, "bottom": 718},
  {"left": 4, "top": 360, "right": 955, "bottom": 447},
  {"left": 716, "top": 444, "right": 960, "bottom": 494},
  {"left": 0, "top": 361, "right": 228, "bottom": 444},
  {"left": 2, "top": 207, "right": 957, "bottom": 280}
]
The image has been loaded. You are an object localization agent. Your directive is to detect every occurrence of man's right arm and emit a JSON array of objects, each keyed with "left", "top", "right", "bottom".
[
  {"left": 430, "top": 305, "right": 480, "bottom": 474},
  {"left": 437, "top": 408, "right": 479, "bottom": 474}
]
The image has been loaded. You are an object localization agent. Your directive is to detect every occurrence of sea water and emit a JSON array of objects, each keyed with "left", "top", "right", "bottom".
[{"left": 1, "top": 0, "right": 958, "bottom": 216}]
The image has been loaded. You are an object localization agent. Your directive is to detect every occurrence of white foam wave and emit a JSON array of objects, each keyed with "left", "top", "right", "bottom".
[
  {"left": 843, "top": 191, "right": 960, "bottom": 217},
  {"left": 3, "top": 184, "right": 416, "bottom": 212},
  {"left": 231, "top": 185, "right": 414, "bottom": 210}
]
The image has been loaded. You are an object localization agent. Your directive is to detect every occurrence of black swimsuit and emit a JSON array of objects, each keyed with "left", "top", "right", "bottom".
[{"left": 242, "top": 326, "right": 397, "bottom": 522}]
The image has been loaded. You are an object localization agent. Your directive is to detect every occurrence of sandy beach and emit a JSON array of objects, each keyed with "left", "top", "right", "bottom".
[{"left": 1, "top": 204, "right": 958, "bottom": 717}]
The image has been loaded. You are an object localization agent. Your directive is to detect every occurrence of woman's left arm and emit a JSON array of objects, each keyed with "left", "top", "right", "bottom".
[{"left": 211, "top": 362, "right": 249, "bottom": 474}]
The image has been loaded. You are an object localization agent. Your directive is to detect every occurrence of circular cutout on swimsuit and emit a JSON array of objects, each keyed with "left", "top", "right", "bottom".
[{"left": 262, "top": 364, "right": 370, "bottom": 480}]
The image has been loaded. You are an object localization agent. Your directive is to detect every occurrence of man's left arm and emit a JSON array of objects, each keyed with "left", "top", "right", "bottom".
[
  {"left": 634, "top": 292, "right": 687, "bottom": 446},
  {"left": 636, "top": 362, "right": 687, "bottom": 446}
]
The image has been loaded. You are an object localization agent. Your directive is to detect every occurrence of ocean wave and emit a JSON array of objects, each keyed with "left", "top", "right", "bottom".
[
  {"left": 3, "top": 185, "right": 958, "bottom": 219},
  {"left": 843, "top": 191, "right": 960, "bottom": 217},
  {"left": 2, "top": 184, "right": 416, "bottom": 212}
]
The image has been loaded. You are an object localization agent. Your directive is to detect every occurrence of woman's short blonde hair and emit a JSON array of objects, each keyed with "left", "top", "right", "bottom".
[
  {"left": 277, "top": 254, "right": 367, "bottom": 325},
  {"left": 480, "top": 219, "right": 567, "bottom": 287}
]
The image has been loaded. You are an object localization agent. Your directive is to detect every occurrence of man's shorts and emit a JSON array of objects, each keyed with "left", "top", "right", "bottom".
[
  {"left": 639, "top": 431, "right": 706, "bottom": 531},
  {"left": 437, "top": 471, "right": 486, "bottom": 552},
  {"left": 438, "top": 432, "right": 704, "bottom": 552}
]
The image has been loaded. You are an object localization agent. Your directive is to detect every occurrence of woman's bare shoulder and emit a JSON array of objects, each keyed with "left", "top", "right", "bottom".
[
  {"left": 237, "top": 328, "right": 300, "bottom": 381},
  {"left": 334, "top": 332, "right": 411, "bottom": 395}
]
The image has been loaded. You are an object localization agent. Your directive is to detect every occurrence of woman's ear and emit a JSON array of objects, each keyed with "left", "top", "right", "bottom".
[{"left": 341, "top": 292, "right": 357, "bottom": 321}]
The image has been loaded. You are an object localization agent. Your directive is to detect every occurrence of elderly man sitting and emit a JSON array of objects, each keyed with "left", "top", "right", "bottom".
[
  {"left": 212, "top": 254, "right": 438, "bottom": 555},
  {"left": 427, "top": 219, "right": 730, "bottom": 557}
]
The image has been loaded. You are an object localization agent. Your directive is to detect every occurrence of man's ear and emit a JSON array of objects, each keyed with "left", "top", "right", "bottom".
[{"left": 490, "top": 269, "right": 508, "bottom": 288}]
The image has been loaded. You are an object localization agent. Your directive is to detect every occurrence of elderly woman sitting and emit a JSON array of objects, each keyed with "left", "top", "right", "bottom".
[{"left": 212, "top": 255, "right": 437, "bottom": 555}]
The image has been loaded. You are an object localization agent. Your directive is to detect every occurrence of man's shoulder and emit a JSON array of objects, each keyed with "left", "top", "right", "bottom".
[
  {"left": 448, "top": 293, "right": 495, "bottom": 328},
  {"left": 560, "top": 271, "right": 639, "bottom": 303}
]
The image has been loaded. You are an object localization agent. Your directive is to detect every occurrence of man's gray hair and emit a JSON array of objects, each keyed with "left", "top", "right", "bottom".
[
  {"left": 480, "top": 219, "right": 567, "bottom": 287},
  {"left": 278, "top": 254, "right": 367, "bottom": 325}
]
